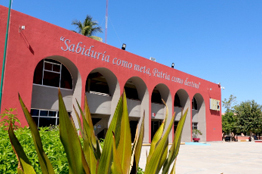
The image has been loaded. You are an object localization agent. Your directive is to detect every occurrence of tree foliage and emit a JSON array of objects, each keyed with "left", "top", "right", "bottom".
[
  {"left": 222, "top": 94, "right": 236, "bottom": 113},
  {"left": 72, "top": 15, "right": 102, "bottom": 41},
  {"left": 234, "top": 100, "right": 262, "bottom": 134},
  {"left": 222, "top": 95, "right": 237, "bottom": 134},
  {"left": 222, "top": 112, "right": 237, "bottom": 134}
]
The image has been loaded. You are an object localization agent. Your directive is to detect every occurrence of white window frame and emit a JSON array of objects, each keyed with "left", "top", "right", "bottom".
[
  {"left": 31, "top": 108, "right": 70, "bottom": 127},
  {"left": 42, "top": 60, "right": 62, "bottom": 88},
  {"left": 33, "top": 60, "right": 73, "bottom": 90},
  {"left": 31, "top": 109, "right": 59, "bottom": 127}
]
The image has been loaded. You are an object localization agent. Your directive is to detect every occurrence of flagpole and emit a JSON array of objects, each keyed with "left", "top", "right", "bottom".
[{"left": 0, "top": 0, "right": 13, "bottom": 111}]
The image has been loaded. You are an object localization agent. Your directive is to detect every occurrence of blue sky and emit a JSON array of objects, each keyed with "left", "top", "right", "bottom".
[{"left": 1, "top": 0, "right": 262, "bottom": 112}]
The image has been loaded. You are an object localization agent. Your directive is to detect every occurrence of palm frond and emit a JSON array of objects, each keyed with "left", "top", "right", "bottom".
[{"left": 71, "top": 15, "right": 103, "bottom": 39}]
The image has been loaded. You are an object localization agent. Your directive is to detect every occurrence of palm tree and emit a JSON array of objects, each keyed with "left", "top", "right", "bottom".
[{"left": 72, "top": 15, "right": 102, "bottom": 41}]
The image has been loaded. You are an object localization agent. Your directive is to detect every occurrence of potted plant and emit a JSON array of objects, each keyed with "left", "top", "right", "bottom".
[{"left": 192, "top": 129, "right": 202, "bottom": 142}]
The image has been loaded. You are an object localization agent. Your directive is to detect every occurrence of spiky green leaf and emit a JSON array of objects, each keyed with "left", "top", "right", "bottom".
[
  {"left": 84, "top": 96, "right": 97, "bottom": 152},
  {"left": 130, "top": 114, "right": 145, "bottom": 173},
  {"left": 82, "top": 113, "right": 97, "bottom": 174},
  {"left": 157, "top": 140, "right": 168, "bottom": 173},
  {"left": 162, "top": 109, "right": 188, "bottom": 174},
  {"left": 111, "top": 132, "right": 123, "bottom": 174},
  {"left": 170, "top": 159, "right": 177, "bottom": 174},
  {"left": 20, "top": 158, "right": 36, "bottom": 174},
  {"left": 73, "top": 105, "right": 84, "bottom": 135},
  {"left": 75, "top": 98, "right": 99, "bottom": 173},
  {"left": 116, "top": 92, "right": 131, "bottom": 174},
  {"left": 97, "top": 92, "right": 124, "bottom": 174},
  {"left": 144, "top": 113, "right": 176, "bottom": 174},
  {"left": 148, "top": 100, "right": 169, "bottom": 161},
  {"left": 58, "top": 90, "right": 87, "bottom": 174},
  {"left": 8, "top": 122, "right": 36, "bottom": 174},
  {"left": 18, "top": 94, "right": 55, "bottom": 174}
]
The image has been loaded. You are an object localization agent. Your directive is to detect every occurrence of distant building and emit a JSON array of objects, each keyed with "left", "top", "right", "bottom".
[{"left": 0, "top": 5, "right": 222, "bottom": 143}]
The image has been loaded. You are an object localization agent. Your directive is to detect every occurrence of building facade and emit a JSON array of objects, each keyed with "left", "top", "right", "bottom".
[{"left": 0, "top": 6, "right": 222, "bottom": 143}]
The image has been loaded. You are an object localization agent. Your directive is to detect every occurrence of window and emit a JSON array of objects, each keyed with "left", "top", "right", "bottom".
[
  {"left": 174, "top": 93, "right": 181, "bottom": 107},
  {"left": 31, "top": 109, "right": 71, "bottom": 127},
  {"left": 124, "top": 82, "right": 139, "bottom": 100},
  {"left": 33, "top": 59, "right": 72, "bottom": 89},
  {"left": 192, "top": 97, "right": 197, "bottom": 110},
  {"left": 124, "top": 86, "right": 139, "bottom": 100},
  {"left": 86, "top": 72, "right": 110, "bottom": 94},
  {"left": 174, "top": 121, "right": 179, "bottom": 133},
  {"left": 151, "top": 89, "right": 162, "bottom": 103},
  {"left": 192, "top": 122, "right": 198, "bottom": 130},
  {"left": 151, "top": 120, "right": 162, "bottom": 140},
  {"left": 43, "top": 61, "right": 61, "bottom": 87}
]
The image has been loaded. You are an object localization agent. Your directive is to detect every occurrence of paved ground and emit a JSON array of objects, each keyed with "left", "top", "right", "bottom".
[{"left": 139, "top": 141, "right": 262, "bottom": 174}]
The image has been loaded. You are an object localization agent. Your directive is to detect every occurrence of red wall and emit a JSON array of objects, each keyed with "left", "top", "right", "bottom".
[{"left": 0, "top": 5, "right": 222, "bottom": 141}]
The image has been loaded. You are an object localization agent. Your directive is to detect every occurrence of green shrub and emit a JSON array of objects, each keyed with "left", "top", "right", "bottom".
[
  {"left": 0, "top": 126, "right": 17, "bottom": 173},
  {"left": 0, "top": 126, "right": 68, "bottom": 173},
  {"left": 0, "top": 108, "right": 20, "bottom": 129}
]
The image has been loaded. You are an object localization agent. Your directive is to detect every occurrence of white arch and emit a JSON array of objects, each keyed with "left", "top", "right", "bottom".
[
  {"left": 151, "top": 83, "right": 172, "bottom": 141},
  {"left": 31, "top": 55, "right": 82, "bottom": 128},
  {"left": 124, "top": 76, "right": 149, "bottom": 142},
  {"left": 192, "top": 93, "right": 206, "bottom": 142},
  {"left": 85, "top": 67, "right": 120, "bottom": 139},
  {"left": 174, "top": 89, "right": 190, "bottom": 142}
]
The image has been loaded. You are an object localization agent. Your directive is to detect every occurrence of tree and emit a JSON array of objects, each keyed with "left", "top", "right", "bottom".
[
  {"left": 222, "top": 94, "right": 237, "bottom": 113},
  {"left": 222, "top": 112, "right": 237, "bottom": 134},
  {"left": 234, "top": 100, "right": 262, "bottom": 135},
  {"left": 72, "top": 15, "right": 102, "bottom": 41},
  {"left": 222, "top": 95, "right": 237, "bottom": 134}
]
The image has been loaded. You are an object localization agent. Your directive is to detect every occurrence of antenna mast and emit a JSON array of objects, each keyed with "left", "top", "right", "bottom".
[{"left": 105, "top": 0, "right": 108, "bottom": 43}]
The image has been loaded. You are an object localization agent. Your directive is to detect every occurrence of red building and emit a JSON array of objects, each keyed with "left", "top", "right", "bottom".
[{"left": 0, "top": 5, "right": 222, "bottom": 143}]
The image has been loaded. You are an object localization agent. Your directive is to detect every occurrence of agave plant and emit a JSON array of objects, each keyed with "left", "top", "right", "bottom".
[{"left": 8, "top": 90, "right": 188, "bottom": 174}]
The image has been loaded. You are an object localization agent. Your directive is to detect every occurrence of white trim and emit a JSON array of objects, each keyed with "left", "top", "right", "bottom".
[
  {"left": 33, "top": 83, "right": 73, "bottom": 91},
  {"left": 36, "top": 59, "right": 73, "bottom": 89},
  {"left": 89, "top": 91, "right": 110, "bottom": 97},
  {"left": 31, "top": 108, "right": 71, "bottom": 127},
  {"left": 44, "top": 60, "right": 61, "bottom": 66},
  {"left": 43, "top": 69, "right": 60, "bottom": 74}
]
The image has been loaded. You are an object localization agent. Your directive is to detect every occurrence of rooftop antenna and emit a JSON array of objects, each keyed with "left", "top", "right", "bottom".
[{"left": 105, "top": 0, "right": 108, "bottom": 44}]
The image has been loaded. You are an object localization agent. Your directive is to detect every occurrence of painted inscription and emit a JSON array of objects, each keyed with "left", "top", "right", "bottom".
[{"left": 60, "top": 36, "right": 200, "bottom": 89}]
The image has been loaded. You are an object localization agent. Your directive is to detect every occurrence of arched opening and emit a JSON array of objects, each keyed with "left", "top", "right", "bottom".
[
  {"left": 33, "top": 59, "right": 73, "bottom": 89},
  {"left": 192, "top": 93, "right": 206, "bottom": 142},
  {"left": 192, "top": 97, "right": 197, "bottom": 110},
  {"left": 124, "top": 77, "right": 148, "bottom": 142},
  {"left": 31, "top": 56, "right": 82, "bottom": 128},
  {"left": 124, "top": 79, "right": 139, "bottom": 100},
  {"left": 86, "top": 68, "right": 119, "bottom": 139},
  {"left": 174, "top": 89, "right": 190, "bottom": 142},
  {"left": 151, "top": 88, "right": 162, "bottom": 104},
  {"left": 174, "top": 93, "right": 181, "bottom": 107},
  {"left": 86, "top": 72, "right": 109, "bottom": 95},
  {"left": 151, "top": 84, "right": 171, "bottom": 141}
]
